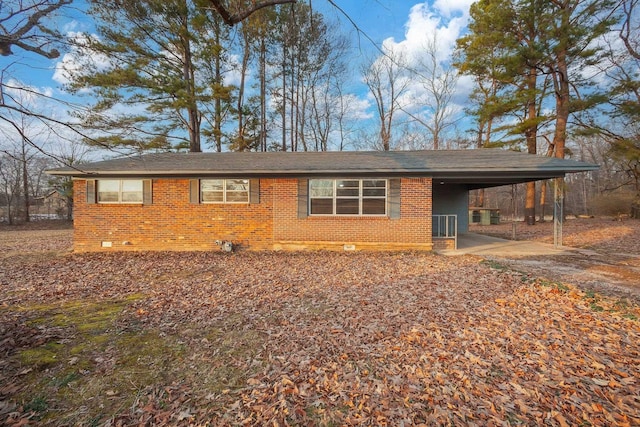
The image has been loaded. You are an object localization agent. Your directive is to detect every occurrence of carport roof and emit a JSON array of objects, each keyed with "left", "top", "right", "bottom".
[{"left": 48, "top": 149, "right": 598, "bottom": 188}]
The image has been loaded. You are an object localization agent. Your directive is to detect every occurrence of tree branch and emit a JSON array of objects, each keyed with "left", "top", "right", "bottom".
[
  {"left": 0, "top": 0, "right": 71, "bottom": 58},
  {"left": 207, "top": 0, "right": 297, "bottom": 26},
  {"left": 620, "top": 0, "right": 640, "bottom": 60}
]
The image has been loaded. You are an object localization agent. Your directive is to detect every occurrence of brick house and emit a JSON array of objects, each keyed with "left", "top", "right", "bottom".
[{"left": 47, "top": 149, "right": 597, "bottom": 252}]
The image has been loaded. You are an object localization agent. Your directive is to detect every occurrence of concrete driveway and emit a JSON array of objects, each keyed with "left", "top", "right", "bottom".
[{"left": 437, "top": 233, "right": 595, "bottom": 257}]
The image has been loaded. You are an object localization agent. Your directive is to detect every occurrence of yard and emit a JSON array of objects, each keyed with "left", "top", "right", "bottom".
[
  {"left": 0, "top": 219, "right": 639, "bottom": 426},
  {"left": 471, "top": 217, "right": 640, "bottom": 299}
]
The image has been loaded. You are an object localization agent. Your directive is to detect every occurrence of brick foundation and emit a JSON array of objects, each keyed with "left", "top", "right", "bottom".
[{"left": 432, "top": 238, "right": 456, "bottom": 250}]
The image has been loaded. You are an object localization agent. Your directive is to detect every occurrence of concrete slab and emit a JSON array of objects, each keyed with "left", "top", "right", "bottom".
[{"left": 437, "top": 233, "right": 591, "bottom": 257}]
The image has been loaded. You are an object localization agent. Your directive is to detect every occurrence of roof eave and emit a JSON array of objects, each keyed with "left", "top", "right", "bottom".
[{"left": 47, "top": 165, "right": 598, "bottom": 179}]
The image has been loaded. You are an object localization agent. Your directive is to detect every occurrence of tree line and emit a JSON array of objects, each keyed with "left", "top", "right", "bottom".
[
  {"left": 62, "top": 0, "right": 355, "bottom": 154},
  {"left": 455, "top": 0, "right": 640, "bottom": 221}
]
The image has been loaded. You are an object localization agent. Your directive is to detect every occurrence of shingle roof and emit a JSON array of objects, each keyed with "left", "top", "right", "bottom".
[{"left": 47, "top": 149, "right": 598, "bottom": 187}]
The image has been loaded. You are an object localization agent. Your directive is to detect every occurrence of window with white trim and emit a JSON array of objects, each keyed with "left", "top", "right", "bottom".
[
  {"left": 97, "top": 179, "right": 144, "bottom": 203},
  {"left": 309, "top": 179, "right": 387, "bottom": 215},
  {"left": 201, "top": 179, "right": 250, "bottom": 203}
]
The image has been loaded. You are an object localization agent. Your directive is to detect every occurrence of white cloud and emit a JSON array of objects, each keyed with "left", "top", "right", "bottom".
[
  {"left": 359, "top": 1, "right": 475, "bottom": 141},
  {"left": 53, "top": 32, "right": 111, "bottom": 86},
  {"left": 433, "top": 0, "right": 475, "bottom": 19},
  {"left": 383, "top": 1, "right": 472, "bottom": 67},
  {"left": 222, "top": 53, "right": 245, "bottom": 88},
  {"left": 4, "top": 78, "right": 53, "bottom": 101},
  {"left": 61, "top": 19, "right": 82, "bottom": 34},
  {"left": 343, "top": 94, "right": 372, "bottom": 121}
]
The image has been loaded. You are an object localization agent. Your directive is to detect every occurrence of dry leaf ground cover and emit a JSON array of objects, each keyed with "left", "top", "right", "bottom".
[
  {"left": 471, "top": 216, "right": 640, "bottom": 254},
  {"left": 471, "top": 217, "right": 640, "bottom": 299},
  {"left": 0, "top": 221, "right": 639, "bottom": 426}
]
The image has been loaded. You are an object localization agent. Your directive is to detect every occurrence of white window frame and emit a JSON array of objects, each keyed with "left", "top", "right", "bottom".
[
  {"left": 97, "top": 179, "right": 144, "bottom": 204},
  {"left": 200, "top": 179, "right": 250, "bottom": 204},
  {"left": 309, "top": 179, "right": 387, "bottom": 216}
]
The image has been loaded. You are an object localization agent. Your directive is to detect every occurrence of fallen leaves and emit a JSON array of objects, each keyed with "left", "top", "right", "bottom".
[
  {"left": 472, "top": 216, "right": 640, "bottom": 255},
  {"left": 472, "top": 217, "right": 640, "bottom": 301},
  {"left": 0, "top": 224, "right": 639, "bottom": 426}
]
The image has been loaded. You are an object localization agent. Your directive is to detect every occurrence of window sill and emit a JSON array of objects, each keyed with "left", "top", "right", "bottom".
[
  {"left": 306, "top": 215, "right": 390, "bottom": 220},
  {"left": 97, "top": 203, "right": 144, "bottom": 205}
]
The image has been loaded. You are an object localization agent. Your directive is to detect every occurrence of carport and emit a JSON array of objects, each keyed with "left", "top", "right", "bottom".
[{"left": 430, "top": 151, "right": 598, "bottom": 250}]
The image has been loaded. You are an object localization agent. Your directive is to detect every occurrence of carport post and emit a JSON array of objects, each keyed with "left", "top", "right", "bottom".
[
  {"left": 553, "top": 177, "right": 564, "bottom": 247},
  {"left": 511, "top": 184, "right": 517, "bottom": 240}
]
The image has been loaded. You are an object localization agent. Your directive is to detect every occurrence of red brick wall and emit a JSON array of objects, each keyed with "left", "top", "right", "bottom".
[
  {"left": 73, "top": 177, "right": 433, "bottom": 252},
  {"left": 73, "top": 179, "right": 274, "bottom": 252},
  {"left": 272, "top": 178, "right": 433, "bottom": 250}
]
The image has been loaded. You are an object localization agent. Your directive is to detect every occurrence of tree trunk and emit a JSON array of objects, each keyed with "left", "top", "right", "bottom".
[
  {"left": 181, "top": 14, "right": 201, "bottom": 153},
  {"left": 289, "top": 47, "right": 296, "bottom": 151},
  {"left": 524, "top": 66, "right": 538, "bottom": 225},
  {"left": 259, "top": 38, "right": 267, "bottom": 152},
  {"left": 525, "top": 182, "right": 536, "bottom": 225},
  {"left": 213, "top": 20, "right": 223, "bottom": 153},
  {"left": 552, "top": 7, "right": 570, "bottom": 161},
  {"left": 22, "top": 144, "right": 30, "bottom": 223},
  {"left": 7, "top": 196, "right": 13, "bottom": 225},
  {"left": 66, "top": 195, "right": 73, "bottom": 221},
  {"left": 539, "top": 181, "right": 547, "bottom": 222},
  {"left": 281, "top": 49, "right": 287, "bottom": 151},
  {"left": 632, "top": 201, "right": 640, "bottom": 219},
  {"left": 237, "top": 31, "right": 250, "bottom": 150}
]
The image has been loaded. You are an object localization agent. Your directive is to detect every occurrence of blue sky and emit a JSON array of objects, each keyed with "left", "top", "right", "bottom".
[
  {"left": 1, "top": 0, "right": 476, "bottom": 154},
  {"left": 323, "top": 0, "right": 471, "bottom": 44},
  {"left": 8, "top": 1, "right": 470, "bottom": 88}
]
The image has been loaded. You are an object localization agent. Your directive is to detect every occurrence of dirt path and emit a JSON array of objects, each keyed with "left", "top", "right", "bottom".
[
  {"left": 472, "top": 217, "right": 640, "bottom": 302},
  {"left": 490, "top": 252, "right": 640, "bottom": 303}
]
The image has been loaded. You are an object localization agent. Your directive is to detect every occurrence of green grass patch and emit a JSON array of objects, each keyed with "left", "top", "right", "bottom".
[
  {"left": 3, "top": 296, "right": 267, "bottom": 425},
  {"left": 7, "top": 296, "right": 146, "bottom": 423},
  {"left": 581, "top": 291, "right": 639, "bottom": 320},
  {"left": 23, "top": 395, "right": 49, "bottom": 418},
  {"left": 51, "top": 371, "right": 80, "bottom": 388},
  {"left": 19, "top": 341, "right": 64, "bottom": 368},
  {"left": 480, "top": 259, "right": 509, "bottom": 271},
  {"left": 25, "top": 294, "right": 144, "bottom": 331},
  {"left": 479, "top": 259, "right": 529, "bottom": 280},
  {"left": 584, "top": 289, "right": 596, "bottom": 299},
  {"left": 537, "top": 278, "right": 570, "bottom": 292}
]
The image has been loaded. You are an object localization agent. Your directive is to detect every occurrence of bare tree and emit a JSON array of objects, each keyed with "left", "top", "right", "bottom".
[
  {"left": 1, "top": 0, "right": 71, "bottom": 122},
  {"left": 0, "top": 153, "right": 21, "bottom": 224},
  {"left": 208, "top": 0, "right": 295, "bottom": 26},
  {"left": 582, "top": 0, "right": 640, "bottom": 216},
  {"left": 409, "top": 34, "right": 460, "bottom": 150},
  {"left": 0, "top": 87, "right": 48, "bottom": 222},
  {"left": 47, "top": 139, "right": 90, "bottom": 219},
  {"left": 362, "top": 46, "right": 410, "bottom": 151},
  {"left": 0, "top": 0, "right": 106, "bottom": 171},
  {"left": 620, "top": 0, "right": 639, "bottom": 60},
  {"left": 305, "top": 22, "right": 349, "bottom": 152}
]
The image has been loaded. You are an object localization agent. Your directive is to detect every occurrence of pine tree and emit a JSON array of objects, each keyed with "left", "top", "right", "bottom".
[
  {"left": 66, "top": 0, "right": 228, "bottom": 152},
  {"left": 456, "top": 0, "right": 619, "bottom": 223}
]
